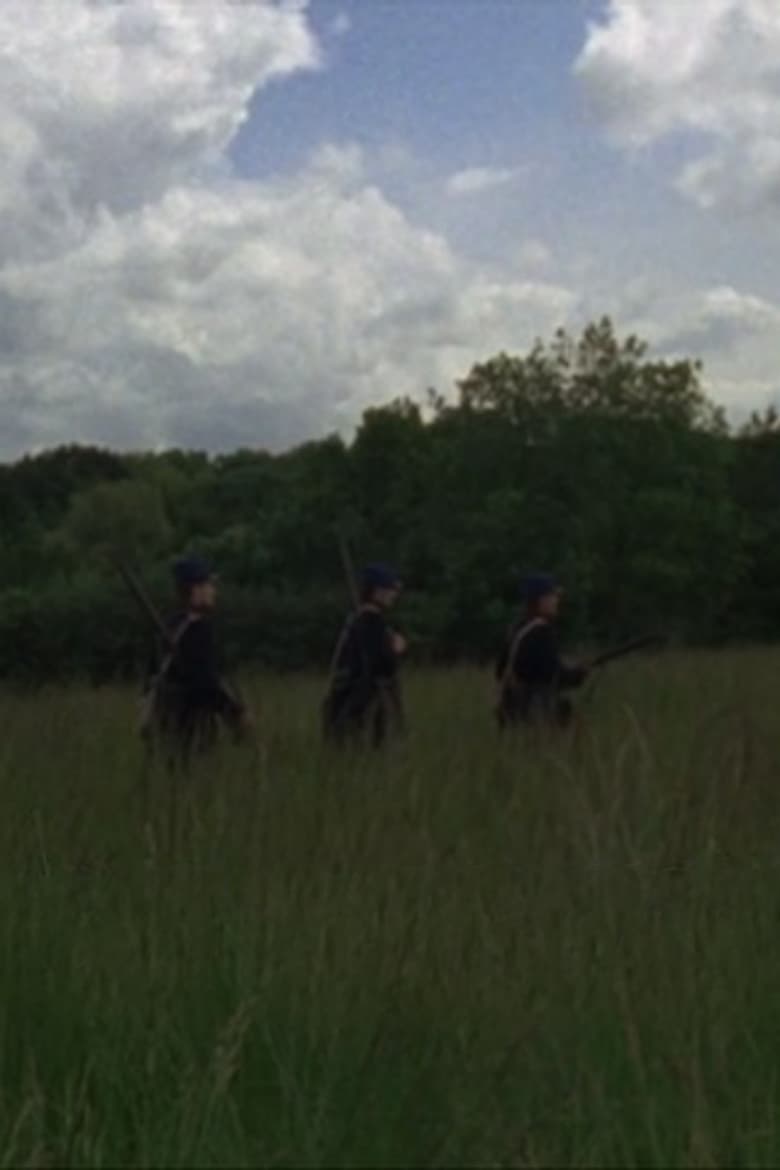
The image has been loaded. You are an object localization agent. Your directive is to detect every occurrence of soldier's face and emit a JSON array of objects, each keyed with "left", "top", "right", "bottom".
[
  {"left": 190, "top": 579, "right": 217, "bottom": 610},
  {"left": 375, "top": 584, "right": 401, "bottom": 609},
  {"left": 538, "top": 589, "right": 561, "bottom": 618}
]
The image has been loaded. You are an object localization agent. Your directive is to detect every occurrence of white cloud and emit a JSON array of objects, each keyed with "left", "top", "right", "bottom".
[
  {"left": 515, "top": 240, "right": 553, "bottom": 274},
  {"left": 446, "top": 167, "right": 522, "bottom": 197},
  {"left": 0, "top": 0, "right": 576, "bottom": 458},
  {"left": 590, "top": 279, "right": 780, "bottom": 418},
  {"left": 656, "top": 285, "right": 780, "bottom": 360},
  {"left": 701, "top": 286, "right": 780, "bottom": 332},
  {"left": 0, "top": 0, "right": 318, "bottom": 223},
  {"left": 576, "top": 0, "right": 780, "bottom": 211},
  {"left": 0, "top": 165, "right": 578, "bottom": 453},
  {"left": 0, "top": 0, "right": 775, "bottom": 459}
]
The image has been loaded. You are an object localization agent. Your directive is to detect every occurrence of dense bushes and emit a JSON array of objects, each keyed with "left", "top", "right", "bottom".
[{"left": 0, "top": 319, "right": 778, "bottom": 684}]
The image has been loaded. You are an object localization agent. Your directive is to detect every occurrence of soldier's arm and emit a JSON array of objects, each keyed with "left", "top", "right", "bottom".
[
  {"left": 495, "top": 638, "right": 510, "bottom": 681},
  {"left": 360, "top": 612, "right": 397, "bottom": 678},
  {"left": 143, "top": 637, "right": 162, "bottom": 690},
  {"left": 554, "top": 631, "right": 588, "bottom": 690},
  {"left": 558, "top": 662, "right": 588, "bottom": 690},
  {"left": 524, "top": 624, "right": 586, "bottom": 688},
  {"left": 529, "top": 625, "right": 587, "bottom": 689}
]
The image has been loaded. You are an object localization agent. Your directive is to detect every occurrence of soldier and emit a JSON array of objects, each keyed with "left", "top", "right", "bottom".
[
  {"left": 495, "top": 573, "right": 588, "bottom": 731},
  {"left": 322, "top": 563, "right": 407, "bottom": 749},
  {"left": 141, "top": 555, "right": 250, "bottom": 768}
]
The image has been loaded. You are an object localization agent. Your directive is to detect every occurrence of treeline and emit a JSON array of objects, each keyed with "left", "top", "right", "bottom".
[{"left": 1, "top": 317, "right": 779, "bottom": 685}]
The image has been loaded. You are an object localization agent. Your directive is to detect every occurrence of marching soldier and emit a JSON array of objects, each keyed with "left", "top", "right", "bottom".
[
  {"left": 141, "top": 555, "right": 250, "bottom": 768},
  {"left": 495, "top": 573, "right": 588, "bottom": 731},
  {"left": 322, "top": 563, "right": 407, "bottom": 749}
]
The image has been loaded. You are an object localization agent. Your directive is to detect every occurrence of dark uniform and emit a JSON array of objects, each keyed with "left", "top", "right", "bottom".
[
  {"left": 322, "top": 564, "right": 405, "bottom": 749},
  {"left": 141, "top": 557, "right": 245, "bottom": 767},
  {"left": 495, "top": 574, "right": 587, "bottom": 730}
]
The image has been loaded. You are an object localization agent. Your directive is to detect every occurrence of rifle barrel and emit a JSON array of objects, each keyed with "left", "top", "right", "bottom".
[
  {"left": 337, "top": 530, "right": 360, "bottom": 613},
  {"left": 589, "top": 634, "right": 664, "bottom": 670},
  {"left": 114, "top": 558, "right": 172, "bottom": 647}
]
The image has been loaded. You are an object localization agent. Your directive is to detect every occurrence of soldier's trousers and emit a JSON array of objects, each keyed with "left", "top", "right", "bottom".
[
  {"left": 322, "top": 684, "right": 402, "bottom": 750},
  {"left": 496, "top": 693, "right": 574, "bottom": 732},
  {"left": 144, "top": 707, "right": 220, "bottom": 772}
]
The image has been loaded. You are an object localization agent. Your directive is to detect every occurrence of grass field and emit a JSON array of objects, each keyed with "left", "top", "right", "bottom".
[{"left": 0, "top": 649, "right": 779, "bottom": 1168}]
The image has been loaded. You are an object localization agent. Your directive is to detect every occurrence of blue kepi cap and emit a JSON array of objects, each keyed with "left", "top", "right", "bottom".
[
  {"left": 172, "top": 555, "right": 214, "bottom": 589},
  {"left": 362, "top": 563, "right": 402, "bottom": 591},
  {"left": 522, "top": 572, "right": 560, "bottom": 604}
]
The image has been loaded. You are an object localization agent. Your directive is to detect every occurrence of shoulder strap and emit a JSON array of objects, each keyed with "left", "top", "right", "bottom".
[
  {"left": 327, "top": 604, "right": 384, "bottom": 685},
  {"left": 155, "top": 614, "right": 196, "bottom": 683},
  {"left": 498, "top": 617, "right": 545, "bottom": 693},
  {"left": 327, "top": 610, "right": 358, "bottom": 681}
]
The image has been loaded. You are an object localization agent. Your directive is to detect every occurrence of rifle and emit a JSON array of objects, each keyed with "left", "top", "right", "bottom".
[
  {"left": 574, "top": 633, "right": 665, "bottom": 724},
  {"left": 496, "top": 629, "right": 664, "bottom": 730},
  {"left": 325, "top": 530, "right": 360, "bottom": 678},
  {"left": 338, "top": 530, "right": 361, "bottom": 613},
  {"left": 587, "top": 633, "right": 665, "bottom": 671},
  {"left": 114, "top": 556, "right": 173, "bottom": 648}
]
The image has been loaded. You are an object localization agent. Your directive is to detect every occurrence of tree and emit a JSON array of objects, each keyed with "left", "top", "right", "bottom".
[
  {"left": 56, "top": 479, "right": 174, "bottom": 569},
  {"left": 0, "top": 319, "right": 776, "bottom": 684},
  {"left": 739, "top": 406, "right": 780, "bottom": 439},
  {"left": 450, "top": 318, "right": 725, "bottom": 435},
  {"left": 729, "top": 427, "right": 780, "bottom": 638}
]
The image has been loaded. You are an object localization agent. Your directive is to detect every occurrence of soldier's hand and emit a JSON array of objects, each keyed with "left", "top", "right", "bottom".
[
  {"left": 391, "top": 632, "right": 408, "bottom": 656},
  {"left": 231, "top": 706, "right": 256, "bottom": 743},
  {"left": 241, "top": 707, "right": 257, "bottom": 734}
]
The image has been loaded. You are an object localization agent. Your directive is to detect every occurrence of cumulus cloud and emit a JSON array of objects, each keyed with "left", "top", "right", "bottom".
[
  {"left": 0, "top": 168, "right": 577, "bottom": 454},
  {"left": 515, "top": 240, "right": 553, "bottom": 274},
  {"left": 657, "top": 286, "right": 780, "bottom": 360},
  {"left": 0, "top": 1, "right": 576, "bottom": 459},
  {"left": 0, "top": 1, "right": 568, "bottom": 458},
  {"left": 3, "top": 0, "right": 775, "bottom": 460},
  {"left": 0, "top": 0, "right": 318, "bottom": 223},
  {"left": 446, "top": 167, "right": 522, "bottom": 197},
  {"left": 594, "top": 280, "right": 780, "bottom": 417},
  {"left": 576, "top": 0, "right": 780, "bottom": 211}
]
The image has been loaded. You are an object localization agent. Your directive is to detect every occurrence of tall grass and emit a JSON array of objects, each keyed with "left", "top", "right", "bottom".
[{"left": 0, "top": 650, "right": 778, "bottom": 1167}]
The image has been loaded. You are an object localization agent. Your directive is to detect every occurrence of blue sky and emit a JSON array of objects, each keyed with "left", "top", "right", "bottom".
[
  {"left": 235, "top": 2, "right": 599, "bottom": 177},
  {"left": 235, "top": 0, "right": 779, "bottom": 315},
  {"left": 232, "top": 0, "right": 780, "bottom": 408},
  {"left": 0, "top": 0, "right": 777, "bottom": 456}
]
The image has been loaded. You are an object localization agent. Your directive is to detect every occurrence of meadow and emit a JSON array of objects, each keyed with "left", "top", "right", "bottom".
[{"left": 0, "top": 649, "right": 779, "bottom": 1168}]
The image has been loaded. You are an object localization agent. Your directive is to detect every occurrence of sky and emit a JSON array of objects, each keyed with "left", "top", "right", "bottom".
[{"left": 1, "top": 0, "right": 779, "bottom": 459}]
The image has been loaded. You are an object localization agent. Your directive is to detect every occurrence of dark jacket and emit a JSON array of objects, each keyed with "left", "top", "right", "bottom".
[
  {"left": 495, "top": 617, "right": 586, "bottom": 726},
  {"left": 143, "top": 612, "right": 243, "bottom": 759},
  {"left": 332, "top": 607, "right": 398, "bottom": 686},
  {"left": 163, "top": 613, "right": 242, "bottom": 720}
]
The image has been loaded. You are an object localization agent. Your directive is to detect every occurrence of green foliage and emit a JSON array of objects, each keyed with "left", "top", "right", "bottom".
[
  {"left": 0, "top": 577, "right": 147, "bottom": 685},
  {"left": 0, "top": 318, "right": 775, "bottom": 683},
  {"left": 727, "top": 430, "right": 780, "bottom": 637},
  {"left": 452, "top": 318, "right": 725, "bottom": 434},
  {"left": 59, "top": 479, "right": 174, "bottom": 568}
]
